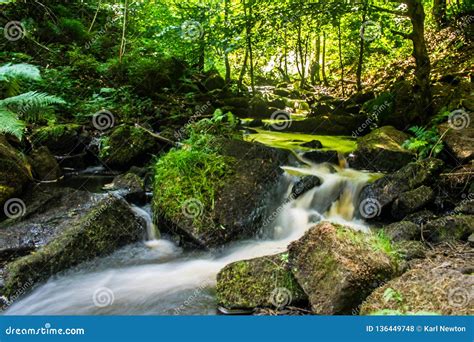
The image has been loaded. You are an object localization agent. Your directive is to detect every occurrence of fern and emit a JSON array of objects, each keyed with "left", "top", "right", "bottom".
[
  {"left": 0, "top": 63, "right": 41, "bottom": 97},
  {"left": 0, "top": 108, "right": 25, "bottom": 140},
  {"left": 403, "top": 125, "right": 443, "bottom": 159}
]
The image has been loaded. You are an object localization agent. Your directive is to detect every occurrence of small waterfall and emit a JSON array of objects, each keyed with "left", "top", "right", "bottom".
[
  {"left": 130, "top": 204, "right": 159, "bottom": 242},
  {"left": 5, "top": 162, "right": 374, "bottom": 315}
]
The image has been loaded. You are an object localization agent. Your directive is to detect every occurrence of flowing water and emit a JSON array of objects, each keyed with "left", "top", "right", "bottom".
[{"left": 6, "top": 162, "right": 374, "bottom": 315}]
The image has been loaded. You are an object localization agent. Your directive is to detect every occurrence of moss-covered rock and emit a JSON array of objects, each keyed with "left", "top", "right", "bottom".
[
  {"left": 423, "top": 215, "right": 474, "bottom": 243},
  {"left": 288, "top": 222, "right": 400, "bottom": 314},
  {"left": 108, "top": 172, "right": 146, "bottom": 203},
  {"left": 438, "top": 119, "right": 474, "bottom": 162},
  {"left": 0, "top": 136, "right": 32, "bottom": 209},
  {"left": 358, "top": 158, "right": 444, "bottom": 220},
  {"left": 360, "top": 258, "right": 473, "bottom": 315},
  {"left": 2, "top": 195, "right": 144, "bottom": 297},
  {"left": 391, "top": 185, "right": 434, "bottom": 219},
  {"left": 153, "top": 138, "right": 289, "bottom": 248},
  {"left": 216, "top": 253, "right": 307, "bottom": 310},
  {"left": 349, "top": 126, "right": 415, "bottom": 172},
  {"left": 383, "top": 221, "right": 420, "bottom": 242},
  {"left": 29, "top": 146, "right": 62, "bottom": 181},
  {"left": 31, "top": 124, "right": 84, "bottom": 155},
  {"left": 101, "top": 125, "right": 163, "bottom": 170}
]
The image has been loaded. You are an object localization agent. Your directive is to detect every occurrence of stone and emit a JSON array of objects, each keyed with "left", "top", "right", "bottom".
[
  {"left": 423, "top": 215, "right": 474, "bottom": 243},
  {"left": 291, "top": 176, "right": 321, "bottom": 199},
  {"left": 29, "top": 146, "right": 62, "bottom": 181},
  {"left": 301, "top": 140, "right": 323, "bottom": 149},
  {"left": 383, "top": 221, "right": 420, "bottom": 242},
  {"left": 391, "top": 185, "right": 434, "bottom": 219}
]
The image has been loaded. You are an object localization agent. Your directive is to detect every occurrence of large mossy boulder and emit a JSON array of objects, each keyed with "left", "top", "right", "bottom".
[
  {"left": 349, "top": 126, "right": 415, "bottom": 172},
  {"left": 423, "top": 215, "right": 474, "bottom": 243},
  {"left": 360, "top": 257, "right": 473, "bottom": 315},
  {"left": 0, "top": 136, "right": 32, "bottom": 209},
  {"left": 31, "top": 124, "right": 85, "bottom": 155},
  {"left": 153, "top": 138, "right": 289, "bottom": 248},
  {"left": 29, "top": 146, "right": 62, "bottom": 181},
  {"left": 2, "top": 195, "right": 144, "bottom": 297},
  {"left": 390, "top": 185, "right": 434, "bottom": 219},
  {"left": 216, "top": 253, "right": 307, "bottom": 310},
  {"left": 101, "top": 125, "right": 164, "bottom": 170},
  {"left": 438, "top": 118, "right": 474, "bottom": 162},
  {"left": 358, "top": 158, "right": 444, "bottom": 220},
  {"left": 288, "top": 222, "right": 400, "bottom": 314}
]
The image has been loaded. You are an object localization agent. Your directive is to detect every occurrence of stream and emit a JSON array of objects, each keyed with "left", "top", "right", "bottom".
[{"left": 5, "top": 161, "right": 374, "bottom": 315}]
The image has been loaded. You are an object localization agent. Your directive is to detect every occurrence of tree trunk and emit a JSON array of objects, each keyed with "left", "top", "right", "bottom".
[
  {"left": 337, "top": 20, "right": 345, "bottom": 96},
  {"left": 322, "top": 31, "right": 329, "bottom": 86},
  {"left": 224, "top": 0, "right": 231, "bottom": 83},
  {"left": 238, "top": 47, "right": 248, "bottom": 91},
  {"left": 356, "top": 2, "right": 367, "bottom": 91},
  {"left": 311, "top": 32, "right": 321, "bottom": 85},
  {"left": 119, "top": 0, "right": 128, "bottom": 63},
  {"left": 243, "top": 0, "right": 255, "bottom": 94}
]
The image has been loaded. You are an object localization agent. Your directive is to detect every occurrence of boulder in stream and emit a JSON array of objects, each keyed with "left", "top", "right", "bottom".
[
  {"left": 216, "top": 253, "right": 307, "bottom": 310},
  {"left": 288, "top": 222, "right": 400, "bottom": 314},
  {"left": 2, "top": 195, "right": 145, "bottom": 297},
  {"left": 0, "top": 135, "right": 32, "bottom": 209},
  {"left": 291, "top": 176, "right": 321, "bottom": 199},
  {"left": 107, "top": 172, "right": 146, "bottom": 204},
  {"left": 349, "top": 126, "right": 415, "bottom": 172}
]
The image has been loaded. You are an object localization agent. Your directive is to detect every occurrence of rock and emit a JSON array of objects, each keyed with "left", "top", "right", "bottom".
[
  {"left": 216, "top": 253, "right": 307, "bottom": 310},
  {"left": 275, "top": 115, "right": 363, "bottom": 135},
  {"left": 386, "top": 81, "right": 418, "bottom": 129},
  {"left": 101, "top": 126, "right": 164, "bottom": 170},
  {"left": 302, "top": 150, "right": 339, "bottom": 164},
  {"left": 269, "top": 97, "right": 286, "bottom": 109},
  {"left": 468, "top": 233, "right": 474, "bottom": 247},
  {"left": 291, "top": 176, "right": 321, "bottom": 199},
  {"left": 29, "top": 147, "right": 62, "bottom": 181},
  {"left": 393, "top": 240, "right": 426, "bottom": 261},
  {"left": 288, "top": 222, "right": 400, "bottom": 314},
  {"left": 391, "top": 185, "right": 434, "bottom": 219},
  {"left": 107, "top": 173, "right": 146, "bottom": 204},
  {"left": 0, "top": 186, "right": 95, "bottom": 262},
  {"left": 358, "top": 158, "right": 444, "bottom": 220},
  {"left": 310, "top": 104, "right": 333, "bottom": 116},
  {"left": 423, "top": 215, "right": 474, "bottom": 243},
  {"left": 349, "top": 126, "right": 415, "bottom": 172},
  {"left": 383, "top": 221, "right": 420, "bottom": 242},
  {"left": 301, "top": 140, "right": 323, "bottom": 149},
  {"left": 454, "top": 199, "right": 474, "bottom": 215},
  {"left": 404, "top": 210, "right": 437, "bottom": 226},
  {"left": 249, "top": 96, "right": 274, "bottom": 118},
  {"left": 31, "top": 124, "right": 86, "bottom": 155},
  {"left": 245, "top": 119, "right": 263, "bottom": 128},
  {"left": 438, "top": 119, "right": 474, "bottom": 162},
  {"left": 0, "top": 136, "right": 31, "bottom": 209},
  {"left": 2, "top": 195, "right": 144, "bottom": 297},
  {"left": 153, "top": 139, "right": 290, "bottom": 248},
  {"left": 350, "top": 91, "right": 376, "bottom": 105},
  {"left": 360, "top": 258, "right": 473, "bottom": 315},
  {"left": 203, "top": 73, "right": 226, "bottom": 92}
]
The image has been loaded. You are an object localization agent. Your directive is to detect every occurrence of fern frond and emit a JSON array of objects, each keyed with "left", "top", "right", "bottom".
[
  {"left": 0, "top": 107, "right": 26, "bottom": 140},
  {"left": 0, "top": 91, "right": 66, "bottom": 113},
  {"left": 0, "top": 63, "right": 41, "bottom": 83}
]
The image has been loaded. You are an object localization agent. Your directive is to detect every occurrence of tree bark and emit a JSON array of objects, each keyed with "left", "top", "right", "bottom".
[
  {"left": 322, "top": 31, "right": 329, "bottom": 86},
  {"left": 224, "top": 0, "right": 231, "bottom": 83},
  {"left": 356, "top": 1, "right": 368, "bottom": 91},
  {"left": 337, "top": 19, "right": 345, "bottom": 96}
]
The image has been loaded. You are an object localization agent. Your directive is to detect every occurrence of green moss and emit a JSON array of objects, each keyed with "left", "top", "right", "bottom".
[
  {"left": 368, "top": 309, "right": 440, "bottom": 316},
  {"left": 245, "top": 128, "right": 356, "bottom": 153},
  {"left": 33, "top": 124, "right": 81, "bottom": 143},
  {"left": 153, "top": 133, "right": 234, "bottom": 232}
]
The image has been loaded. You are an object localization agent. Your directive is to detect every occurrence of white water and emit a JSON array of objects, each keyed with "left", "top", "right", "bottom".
[{"left": 5, "top": 162, "right": 373, "bottom": 315}]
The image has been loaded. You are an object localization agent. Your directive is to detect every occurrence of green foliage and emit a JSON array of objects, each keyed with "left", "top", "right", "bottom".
[
  {"left": 0, "top": 108, "right": 25, "bottom": 139},
  {"left": 0, "top": 63, "right": 41, "bottom": 97},
  {"left": 402, "top": 126, "right": 442, "bottom": 159},
  {"left": 189, "top": 109, "right": 241, "bottom": 139},
  {"left": 383, "top": 288, "right": 403, "bottom": 304},
  {"left": 369, "top": 309, "right": 440, "bottom": 316},
  {"left": 153, "top": 131, "right": 234, "bottom": 230}
]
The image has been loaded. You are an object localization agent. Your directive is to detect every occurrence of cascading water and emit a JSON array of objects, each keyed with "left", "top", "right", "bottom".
[{"left": 5, "top": 161, "right": 374, "bottom": 315}]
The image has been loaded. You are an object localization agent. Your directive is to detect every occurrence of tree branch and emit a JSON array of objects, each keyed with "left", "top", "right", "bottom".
[{"left": 391, "top": 29, "right": 413, "bottom": 40}]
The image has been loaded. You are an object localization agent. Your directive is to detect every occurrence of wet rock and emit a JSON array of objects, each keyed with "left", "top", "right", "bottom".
[
  {"left": 2, "top": 195, "right": 145, "bottom": 297},
  {"left": 29, "top": 147, "right": 62, "bottom": 181},
  {"left": 423, "top": 215, "right": 474, "bottom": 243},
  {"left": 154, "top": 139, "right": 290, "bottom": 249},
  {"left": 245, "top": 119, "right": 263, "bottom": 128},
  {"left": 216, "top": 253, "right": 307, "bottom": 310},
  {"left": 349, "top": 126, "right": 415, "bottom": 172},
  {"left": 101, "top": 125, "right": 164, "bottom": 170},
  {"left": 360, "top": 258, "right": 473, "bottom": 315},
  {"left": 288, "top": 222, "right": 400, "bottom": 314},
  {"left": 291, "top": 176, "right": 321, "bottom": 199},
  {"left": 107, "top": 173, "right": 146, "bottom": 204},
  {"left": 301, "top": 140, "right": 323, "bottom": 149},
  {"left": 391, "top": 185, "right": 434, "bottom": 219},
  {"left": 358, "top": 158, "right": 444, "bottom": 219},
  {"left": 383, "top": 221, "right": 420, "bottom": 242},
  {"left": 0, "top": 136, "right": 31, "bottom": 209},
  {"left": 302, "top": 150, "right": 339, "bottom": 164},
  {"left": 438, "top": 119, "right": 474, "bottom": 162}
]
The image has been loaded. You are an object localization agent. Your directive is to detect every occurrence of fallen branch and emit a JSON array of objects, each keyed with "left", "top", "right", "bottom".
[{"left": 134, "top": 124, "right": 180, "bottom": 147}]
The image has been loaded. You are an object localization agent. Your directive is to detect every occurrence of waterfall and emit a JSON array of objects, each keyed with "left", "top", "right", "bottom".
[{"left": 5, "top": 162, "right": 373, "bottom": 315}]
